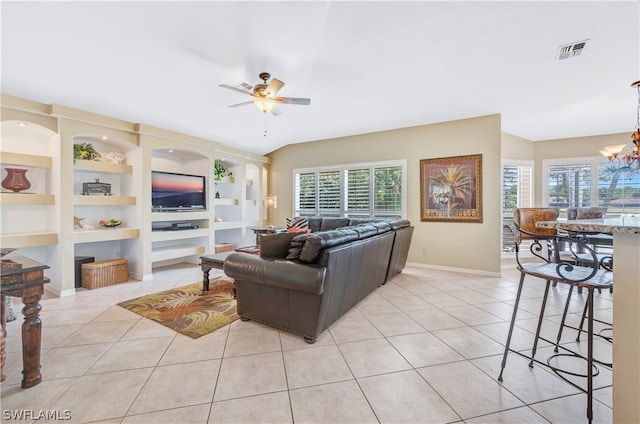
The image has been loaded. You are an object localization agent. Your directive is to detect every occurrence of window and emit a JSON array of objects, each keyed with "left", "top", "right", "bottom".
[
  {"left": 293, "top": 160, "right": 406, "bottom": 218},
  {"left": 502, "top": 161, "right": 533, "bottom": 221},
  {"left": 502, "top": 161, "right": 533, "bottom": 251},
  {"left": 542, "top": 157, "right": 640, "bottom": 217}
]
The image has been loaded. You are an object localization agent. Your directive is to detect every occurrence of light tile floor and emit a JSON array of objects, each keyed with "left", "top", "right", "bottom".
[{"left": 1, "top": 263, "right": 613, "bottom": 423}]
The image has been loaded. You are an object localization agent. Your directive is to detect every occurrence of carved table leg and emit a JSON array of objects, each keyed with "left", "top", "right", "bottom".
[
  {"left": 20, "top": 285, "right": 43, "bottom": 388},
  {"left": 201, "top": 262, "right": 212, "bottom": 292},
  {"left": 1, "top": 294, "right": 6, "bottom": 382}
]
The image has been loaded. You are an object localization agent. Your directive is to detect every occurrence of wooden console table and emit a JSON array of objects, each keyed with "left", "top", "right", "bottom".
[{"left": 1, "top": 252, "right": 50, "bottom": 388}]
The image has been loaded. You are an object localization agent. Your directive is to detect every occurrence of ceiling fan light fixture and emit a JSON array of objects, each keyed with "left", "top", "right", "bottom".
[{"left": 253, "top": 97, "right": 275, "bottom": 113}]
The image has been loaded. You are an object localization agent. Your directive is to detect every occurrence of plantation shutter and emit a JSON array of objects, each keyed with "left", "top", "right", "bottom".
[
  {"left": 318, "top": 170, "right": 341, "bottom": 213},
  {"left": 547, "top": 163, "right": 591, "bottom": 215},
  {"left": 295, "top": 172, "right": 316, "bottom": 212},
  {"left": 293, "top": 160, "right": 405, "bottom": 218},
  {"left": 374, "top": 166, "right": 402, "bottom": 217},
  {"left": 502, "top": 164, "right": 533, "bottom": 219},
  {"left": 346, "top": 168, "right": 370, "bottom": 214}
]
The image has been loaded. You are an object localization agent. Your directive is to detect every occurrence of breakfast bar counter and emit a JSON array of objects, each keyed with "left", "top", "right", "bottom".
[{"left": 537, "top": 215, "right": 640, "bottom": 423}]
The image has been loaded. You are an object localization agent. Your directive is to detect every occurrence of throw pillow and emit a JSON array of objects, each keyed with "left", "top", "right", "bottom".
[
  {"left": 286, "top": 217, "right": 309, "bottom": 232},
  {"left": 286, "top": 233, "right": 311, "bottom": 260},
  {"left": 260, "top": 232, "right": 299, "bottom": 259}
]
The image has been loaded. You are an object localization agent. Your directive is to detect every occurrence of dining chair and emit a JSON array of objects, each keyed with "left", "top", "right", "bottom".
[{"left": 499, "top": 207, "right": 613, "bottom": 424}]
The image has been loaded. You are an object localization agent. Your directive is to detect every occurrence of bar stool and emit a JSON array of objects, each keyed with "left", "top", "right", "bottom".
[
  {"left": 556, "top": 207, "right": 613, "bottom": 350},
  {"left": 498, "top": 208, "right": 613, "bottom": 424}
]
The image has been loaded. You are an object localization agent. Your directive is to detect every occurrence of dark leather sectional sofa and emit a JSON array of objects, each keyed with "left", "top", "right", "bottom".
[{"left": 223, "top": 217, "right": 414, "bottom": 343}]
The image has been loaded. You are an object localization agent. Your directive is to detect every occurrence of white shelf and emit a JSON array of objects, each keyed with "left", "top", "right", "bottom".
[
  {"left": 151, "top": 228, "right": 209, "bottom": 242},
  {"left": 0, "top": 152, "right": 52, "bottom": 168},
  {"left": 1, "top": 193, "right": 55, "bottom": 205},
  {"left": 73, "top": 227, "right": 140, "bottom": 244},
  {"left": 152, "top": 244, "right": 206, "bottom": 263},
  {"left": 214, "top": 221, "right": 243, "bottom": 230},
  {"left": 0, "top": 232, "right": 58, "bottom": 248},
  {"left": 214, "top": 198, "right": 238, "bottom": 206},
  {"left": 215, "top": 176, "right": 235, "bottom": 184},
  {"left": 74, "top": 195, "right": 136, "bottom": 206},
  {"left": 74, "top": 160, "right": 132, "bottom": 174},
  {"left": 151, "top": 211, "right": 210, "bottom": 221}
]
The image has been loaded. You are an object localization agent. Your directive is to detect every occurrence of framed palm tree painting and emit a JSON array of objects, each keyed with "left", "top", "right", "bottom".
[{"left": 420, "top": 154, "right": 482, "bottom": 223}]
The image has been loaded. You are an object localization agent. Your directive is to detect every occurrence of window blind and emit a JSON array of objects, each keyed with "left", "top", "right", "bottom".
[
  {"left": 293, "top": 161, "right": 405, "bottom": 218},
  {"left": 547, "top": 163, "right": 591, "bottom": 214}
]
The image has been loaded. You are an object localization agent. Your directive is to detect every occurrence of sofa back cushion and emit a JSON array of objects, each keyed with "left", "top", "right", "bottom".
[
  {"left": 320, "top": 218, "right": 350, "bottom": 231},
  {"left": 298, "top": 228, "right": 359, "bottom": 263},
  {"left": 260, "top": 232, "right": 300, "bottom": 259}
]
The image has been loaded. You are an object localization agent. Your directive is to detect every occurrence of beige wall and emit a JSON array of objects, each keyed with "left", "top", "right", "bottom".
[
  {"left": 268, "top": 114, "right": 502, "bottom": 275},
  {"left": 502, "top": 132, "right": 534, "bottom": 160}
]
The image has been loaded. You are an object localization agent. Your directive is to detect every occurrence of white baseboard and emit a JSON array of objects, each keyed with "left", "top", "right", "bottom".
[{"left": 406, "top": 261, "right": 501, "bottom": 277}]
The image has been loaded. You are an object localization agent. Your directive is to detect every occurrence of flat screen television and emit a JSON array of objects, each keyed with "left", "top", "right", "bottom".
[{"left": 151, "top": 171, "right": 206, "bottom": 211}]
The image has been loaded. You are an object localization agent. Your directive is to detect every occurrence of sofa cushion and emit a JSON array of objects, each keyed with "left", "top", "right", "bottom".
[
  {"left": 320, "top": 218, "right": 350, "bottom": 231},
  {"left": 351, "top": 224, "right": 379, "bottom": 239},
  {"left": 260, "top": 232, "right": 300, "bottom": 259},
  {"left": 307, "top": 218, "right": 323, "bottom": 233},
  {"left": 286, "top": 233, "right": 312, "bottom": 260},
  {"left": 386, "top": 219, "right": 411, "bottom": 230},
  {"left": 370, "top": 221, "right": 391, "bottom": 233},
  {"left": 298, "top": 228, "right": 360, "bottom": 263}
]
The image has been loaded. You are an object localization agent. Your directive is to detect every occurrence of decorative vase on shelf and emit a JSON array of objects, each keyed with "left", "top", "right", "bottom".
[{"left": 1, "top": 168, "right": 31, "bottom": 193}]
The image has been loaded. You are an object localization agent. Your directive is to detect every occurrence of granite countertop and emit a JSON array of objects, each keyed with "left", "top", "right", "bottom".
[{"left": 536, "top": 215, "right": 640, "bottom": 234}]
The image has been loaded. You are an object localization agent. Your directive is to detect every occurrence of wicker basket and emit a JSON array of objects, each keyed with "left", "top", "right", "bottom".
[
  {"left": 81, "top": 258, "right": 128, "bottom": 289},
  {"left": 214, "top": 243, "right": 234, "bottom": 253}
]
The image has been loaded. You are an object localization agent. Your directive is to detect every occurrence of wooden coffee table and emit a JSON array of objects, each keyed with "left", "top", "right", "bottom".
[{"left": 199, "top": 251, "right": 234, "bottom": 292}]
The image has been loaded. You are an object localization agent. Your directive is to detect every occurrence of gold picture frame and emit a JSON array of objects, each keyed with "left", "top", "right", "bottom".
[{"left": 420, "top": 154, "right": 483, "bottom": 223}]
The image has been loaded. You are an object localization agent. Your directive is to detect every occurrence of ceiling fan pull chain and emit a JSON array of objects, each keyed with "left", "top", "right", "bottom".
[{"left": 264, "top": 112, "right": 268, "bottom": 137}]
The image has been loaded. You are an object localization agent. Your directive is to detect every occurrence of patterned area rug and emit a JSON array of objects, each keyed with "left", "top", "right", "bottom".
[{"left": 118, "top": 278, "right": 238, "bottom": 339}]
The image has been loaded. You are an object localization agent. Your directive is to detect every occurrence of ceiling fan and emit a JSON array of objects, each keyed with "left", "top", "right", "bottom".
[{"left": 219, "top": 72, "right": 311, "bottom": 116}]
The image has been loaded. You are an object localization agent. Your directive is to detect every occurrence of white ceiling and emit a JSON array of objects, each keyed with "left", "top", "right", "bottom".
[{"left": 2, "top": 1, "right": 638, "bottom": 156}]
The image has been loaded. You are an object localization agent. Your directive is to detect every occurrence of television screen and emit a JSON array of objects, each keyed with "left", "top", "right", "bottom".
[{"left": 151, "top": 171, "right": 206, "bottom": 211}]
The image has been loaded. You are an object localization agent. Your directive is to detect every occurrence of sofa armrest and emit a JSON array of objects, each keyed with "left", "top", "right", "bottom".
[{"left": 223, "top": 253, "right": 327, "bottom": 295}]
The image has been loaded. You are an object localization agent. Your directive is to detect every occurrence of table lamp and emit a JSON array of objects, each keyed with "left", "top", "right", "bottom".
[{"left": 265, "top": 194, "right": 277, "bottom": 227}]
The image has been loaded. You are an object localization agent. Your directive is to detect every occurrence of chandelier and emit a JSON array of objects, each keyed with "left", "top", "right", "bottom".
[{"left": 600, "top": 80, "right": 640, "bottom": 171}]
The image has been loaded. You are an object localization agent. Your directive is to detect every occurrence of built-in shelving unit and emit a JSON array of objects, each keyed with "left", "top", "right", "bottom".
[
  {"left": 148, "top": 147, "right": 211, "bottom": 268},
  {"left": 68, "top": 127, "right": 142, "bottom": 292},
  {"left": 2, "top": 93, "right": 271, "bottom": 292},
  {"left": 0, "top": 125, "right": 59, "bottom": 251}
]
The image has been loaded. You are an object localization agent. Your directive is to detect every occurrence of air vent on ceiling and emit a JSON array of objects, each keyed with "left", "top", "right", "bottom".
[{"left": 556, "top": 39, "right": 588, "bottom": 61}]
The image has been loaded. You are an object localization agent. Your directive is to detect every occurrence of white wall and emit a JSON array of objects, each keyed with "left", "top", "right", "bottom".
[{"left": 268, "top": 114, "right": 502, "bottom": 275}]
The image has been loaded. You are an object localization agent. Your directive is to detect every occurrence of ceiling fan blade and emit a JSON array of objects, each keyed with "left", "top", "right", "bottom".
[
  {"left": 228, "top": 101, "right": 253, "bottom": 108},
  {"left": 219, "top": 84, "right": 253, "bottom": 96},
  {"left": 271, "top": 106, "right": 283, "bottom": 117},
  {"left": 264, "top": 78, "right": 285, "bottom": 98},
  {"left": 274, "top": 97, "right": 311, "bottom": 105},
  {"left": 240, "top": 82, "right": 253, "bottom": 91}
]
